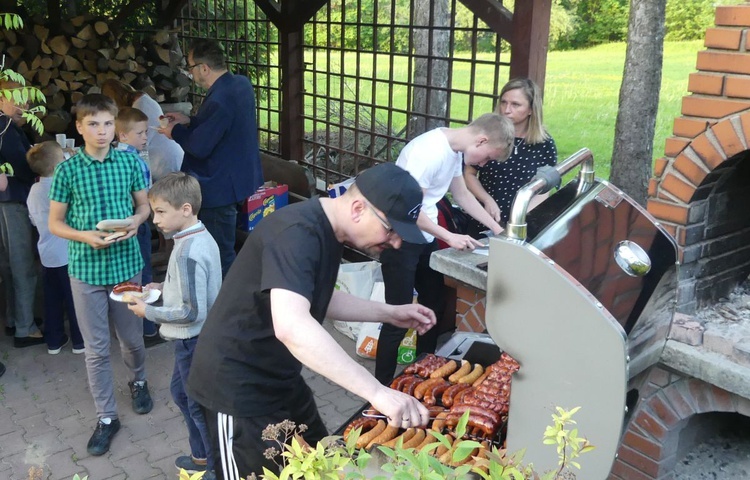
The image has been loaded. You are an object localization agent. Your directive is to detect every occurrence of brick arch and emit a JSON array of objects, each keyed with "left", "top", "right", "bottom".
[
  {"left": 646, "top": 3, "right": 750, "bottom": 246},
  {"left": 610, "top": 367, "right": 748, "bottom": 479}
]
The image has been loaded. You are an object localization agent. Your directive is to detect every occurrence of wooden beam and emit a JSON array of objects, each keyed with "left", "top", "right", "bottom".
[
  {"left": 278, "top": 27, "right": 305, "bottom": 162},
  {"left": 459, "top": 0, "right": 513, "bottom": 43},
  {"left": 509, "top": 0, "right": 552, "bottom": 95},
  {"left": 156, "top": 0, "right": 190, "bottom": 28},
  {"left": 253, "top": 0, "right": 281, "bottom": 27}
]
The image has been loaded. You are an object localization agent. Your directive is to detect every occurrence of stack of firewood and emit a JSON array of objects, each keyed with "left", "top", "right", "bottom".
[{"left": 0, "top": 15, "right": 191, "bottom": 134}]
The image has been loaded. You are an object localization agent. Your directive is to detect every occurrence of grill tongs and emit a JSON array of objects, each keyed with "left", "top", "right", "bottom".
[{"left": 361, "top": 408, "right": 447, "bottom": 421}]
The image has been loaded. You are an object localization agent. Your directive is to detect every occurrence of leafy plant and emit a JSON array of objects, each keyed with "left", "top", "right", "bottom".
[
  {"left": 248, "top": 407, "right": 593, "bottom": 480},
  {"left": 178, "top": 470, "right": 210, "bottom": 480},
  {"left": 540, "top": 406, "right": 595, "bottom": 479},
  {"left": 0, "top": 13, "right": 46, "bottom": 135}
]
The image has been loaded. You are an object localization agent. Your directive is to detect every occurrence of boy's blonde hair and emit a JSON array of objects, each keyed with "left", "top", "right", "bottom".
[
  {"left": 26, "top": 141, "right": 64, "bottom": 176},
  {"left": 469, "top": 113, "right": 514, "bottom": 159},
  {"left": 149, "top": 172, "right": 202, "bottom": 214},
  {"left": 115, "top": 107, "right": 148, "bottom": 135},
  {"left": 76, "top": 94, "right": 118, "bottom": 121}
]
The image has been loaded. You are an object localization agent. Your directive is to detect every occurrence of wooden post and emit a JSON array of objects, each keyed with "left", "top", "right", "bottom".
[{"left": 509, "top": 0, "right": 552, "bottom": 95}]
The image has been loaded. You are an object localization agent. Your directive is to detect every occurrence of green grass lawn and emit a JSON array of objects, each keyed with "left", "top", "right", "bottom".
[
  {"left": 545, "top": 40, "right": 702, "bottom": 178},
  {"left": 293, "top": 40, "right": 703, "bottom": 179}
]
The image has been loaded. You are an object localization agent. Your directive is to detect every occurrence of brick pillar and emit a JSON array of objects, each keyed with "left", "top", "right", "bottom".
[
  {"left": 445, "top": 277, "right": 487, "bottom": 333},
  {"left": 648, "top": 3, "right": 750, "bottom": 313},
  {"left": 609, "top": 366, "right": 748, "bottom": 480}
]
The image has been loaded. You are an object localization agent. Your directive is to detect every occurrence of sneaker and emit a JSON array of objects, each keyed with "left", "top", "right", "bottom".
[
  {"left": 87, "top": 418, "right": 121, "bottom": 456},
  {"left": 4, "top": 325, "right": 15, "bottom": 337},
  {"left": 48, "top": 334, "right": 70, "bottom": 355},
  {"left": 143, "top": 333, "right": 167, "bottom": 348},
  {"left": 72, "top": 344, "right": 86, "bottom": 354},
  {"left": 14, "top": 334, "right": 45, "bottom": 348},
  {"left": 175, "top": 455, "right": 208, "bottom": 474},
  {"left": 129, "top": 380, "right": 153, "bottom": 414}
]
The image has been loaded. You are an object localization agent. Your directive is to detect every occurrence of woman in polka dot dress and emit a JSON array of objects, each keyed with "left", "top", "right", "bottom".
[{"left": 465, "top": 78, "right": 557, "bottom": 236}]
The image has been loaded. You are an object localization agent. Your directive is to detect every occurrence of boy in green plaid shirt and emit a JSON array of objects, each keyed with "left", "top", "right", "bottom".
[{"left": 49, "top": 94, "right": 154, "bottom": 456}]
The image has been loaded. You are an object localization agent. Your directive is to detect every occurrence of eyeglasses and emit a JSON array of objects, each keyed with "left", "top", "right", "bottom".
[
  {"left": 186, "top": 63, "right": 204, "bottom": 71},
  {"left": 366, "top": 203, "right": 394, "bottom": 238}
]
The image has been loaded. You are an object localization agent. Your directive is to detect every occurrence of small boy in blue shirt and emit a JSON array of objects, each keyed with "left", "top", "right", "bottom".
[{"left": 115, "top": 107, "right": 162, "bottom": 344}]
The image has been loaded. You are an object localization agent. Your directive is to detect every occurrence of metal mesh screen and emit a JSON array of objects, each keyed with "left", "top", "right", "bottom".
[{"left": 177, "top": 0, "right": 508, "bottom": 187}]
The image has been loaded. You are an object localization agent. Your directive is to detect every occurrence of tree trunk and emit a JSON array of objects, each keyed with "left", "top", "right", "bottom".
[
  {"left": 610, "top": 0, "right": 666, "bottom": 205},
  {"left": 407, "top": 0, "right": 450, "bottom": 140}
]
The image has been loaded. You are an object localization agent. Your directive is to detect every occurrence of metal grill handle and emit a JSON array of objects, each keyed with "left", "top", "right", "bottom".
[{"left": 505, "top": 148, "right": 595, "bottom": 241}]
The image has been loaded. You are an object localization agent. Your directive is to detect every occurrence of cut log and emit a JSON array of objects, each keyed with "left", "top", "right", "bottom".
[
  {"left": 42, "top": 110, "right": 72, "bottom": 134},
  {"left": 94, "top": 21, "right": 108, "bottom": 36},
  {"left": 23, "top": 69, "right": 36, "bottom": 83},
  {"left": 97, "top": 48, "right": 114, "bottom": 60},
  {"left": 70, "top": 15, "right": 87, "bottom": 27},
  {"left": 33, "top": 24, "right": 49, "bottom": 43},
  {"left": 40, "top": 57, "right": 54, "bottom": 70},
  {"left": 37, "top": 69, "right": 52, "bottom": 87},
  {"left": 69, "top": 81, "right": 83, "bottom": 91},
  {"left": 51, "top": 55, "right": 64, "bottom": 68},
  {"left": 48, "top": 36, "right": 71, "bottom": 56},
  {"left": 71, "top": 91, "right": 84, "bottom": 104},
  {"left": 49, "top": 91, "right": 66, "bottom": 109},
  {"left": 15, "top": 60, "right": 29, "bottom": 76},
  {"left": 77, "top": 24, "right": 94, "bottom": 41},
  {"left": 154, "top": 30, "right": 170, "bottom": 46},
  {"left": 31, "top": 56, "right": 42, "bottom": 70},
  {"left": 122, "top": 72, "right": 137, "bottom": 84},
  {"left": 4, "top": 30, "right": 16, "bottom": 44},
  {"left": 83, "top": 59, "right": 98, "bottom": 75},
  {"left": 7, "top": 46, "right": 24, "bottom": 60},
  {"left": 71, "top": 37, "right": 87, "bottom": 49},
  {"left": 54, "top": 79, "right": 68, "bottom": 91},
  {"left": 60, "top": 71, "right": 76, "bottom": 82},
  {"left": 154, "top": 45, "right": 171, "bottom": 65},
  {"left": 64, "top": 55, "right": 83, "bottom": 72}
]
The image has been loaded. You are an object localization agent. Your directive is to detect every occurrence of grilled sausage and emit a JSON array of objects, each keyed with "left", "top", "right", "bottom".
[
  {"left": 356, "top": 419, "right": 386, "bottom": 448},
  {"left": 403, "top": 377, "right": 424, "bottom": 396},
  {"left": 472, "top": 369, "right": 491, "bottom": 387},
  {"left": 414, "top": 378, "right": 445, "bottom": 400},
  {"left": 458, "top": 364, "right": 484, "bottom": 384},
  {"left": 429, "top": 359, "right": 458, "bottom": 379},
  {"left": 448, "top": 360, "right": 471, "bottom": 382},
  {"left": 431, "top": 411, "right": 449, "bottom": 432},
  {"left": 402, "top": 428, "right": 427, "bottom": 449},
  {"left": 343, "top": 417, "right": 378, "bottom": 441},
  {"left": 415, "top": 429, "right": 439, "bottom": 453},
  {"left": 366, "top": 424, "right": 400, "bottom": 449},
  {"left": 383, "top": 427, "right": 417, "bottom": 448},
  {"left": 442, "top": 383, "right": 471, "bottom": 408},
  {"left": 424, "top": 381, "right": 451, "bottom": 406},
  {"left": 434, "top": 434, "right": 454, "bottom": 458}
]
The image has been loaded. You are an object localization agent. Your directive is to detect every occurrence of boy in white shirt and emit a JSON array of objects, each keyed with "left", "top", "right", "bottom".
[{"left": 26, "top": 141, "right": 84, "bottom": 354}]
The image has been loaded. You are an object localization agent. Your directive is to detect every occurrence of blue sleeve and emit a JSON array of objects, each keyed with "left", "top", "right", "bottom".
[{"left": 172, "top": 100, "right": 233, "bottom": 161}]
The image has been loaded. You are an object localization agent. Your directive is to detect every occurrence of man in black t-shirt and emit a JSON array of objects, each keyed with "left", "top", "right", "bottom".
[{"left": 187, "top": 163, "right": 437, "bottom": 480}]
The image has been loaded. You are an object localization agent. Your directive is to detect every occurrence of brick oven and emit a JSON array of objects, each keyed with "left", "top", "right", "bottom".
[
  {"left": 611, "top": 4, "right": 750, "bottom": 479},
  {"left": 440, "top": 4, "right": 750, "bottom": 479}
]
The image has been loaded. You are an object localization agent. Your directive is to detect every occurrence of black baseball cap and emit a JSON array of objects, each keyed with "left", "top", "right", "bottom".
[{"left": 355, "top": 163, "right": 426, "bottom": 244}]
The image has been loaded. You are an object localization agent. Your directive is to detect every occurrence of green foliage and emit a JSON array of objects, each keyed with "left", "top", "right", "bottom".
[
  {"left": 250, "top": 408, "right": 592, "bottom": 480},
  {"left": 178, "top": 469, "right": 210, "bottom": 479},
  {"left": 0, "top": 12, "right": 46, "bottom": 135},
  {"left": 71, "top": 475, "right": 89, "bottom": 480},
  {"left": 540, "top": 407, "right": 594, "bottom": 478},
  {"left": 665, "top": 0, "right": 746, "bottom": 41}
]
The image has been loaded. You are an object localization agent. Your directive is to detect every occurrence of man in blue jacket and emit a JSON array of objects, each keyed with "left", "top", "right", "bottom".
[{"left": 161, "top": 39, "right": 263, "bottom": 276}]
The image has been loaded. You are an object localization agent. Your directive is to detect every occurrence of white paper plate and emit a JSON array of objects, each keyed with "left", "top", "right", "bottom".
[{"left": 110, "top": 289, "right": 161, "bottom": 304}]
